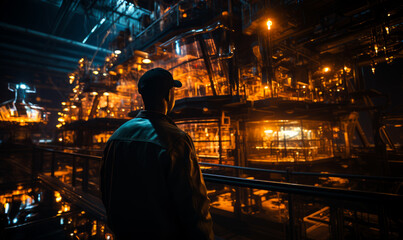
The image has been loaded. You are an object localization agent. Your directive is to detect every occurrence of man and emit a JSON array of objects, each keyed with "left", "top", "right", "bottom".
[{"left": 100, "top": 68, "right": 214, "bottom": 240}]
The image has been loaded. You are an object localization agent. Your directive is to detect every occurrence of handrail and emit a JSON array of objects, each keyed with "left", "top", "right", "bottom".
[
  {"left": 35, "top": 146, "right": 403, "bottom": 182},
  {"left": 203, "top": 173, "right": 403, "bottom": 204},
  {"left": 32, "top": 145, "right": 403, "bottom": 204},
  {"left": 200, "top": 162, "right": 403, "bottom": 182},
  {"left": 35, "top": 146, "right": 101, "bottom": 160}
]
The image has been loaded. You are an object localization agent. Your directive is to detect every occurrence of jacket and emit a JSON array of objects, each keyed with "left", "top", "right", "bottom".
[{"left": 100, "top": 110, "right": 214, "bottom": 240}]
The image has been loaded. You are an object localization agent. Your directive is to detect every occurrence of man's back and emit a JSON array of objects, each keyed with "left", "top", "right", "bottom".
[{"left": 101, "top": 110, "right": 213, "bottom": 240}]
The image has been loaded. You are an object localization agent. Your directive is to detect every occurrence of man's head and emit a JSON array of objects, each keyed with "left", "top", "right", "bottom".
[{"left": 138, "top": 68, "right": 182, "bottom": 114}]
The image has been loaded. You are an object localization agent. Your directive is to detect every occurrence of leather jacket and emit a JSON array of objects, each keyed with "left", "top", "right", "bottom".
[{"left": 101, "top": 110, "right": 214, "bottom": 240}]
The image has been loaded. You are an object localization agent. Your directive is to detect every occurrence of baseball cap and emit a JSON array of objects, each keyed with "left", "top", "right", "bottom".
[{"left": 138, "top": 68, "right": 182, "bottom": 96}]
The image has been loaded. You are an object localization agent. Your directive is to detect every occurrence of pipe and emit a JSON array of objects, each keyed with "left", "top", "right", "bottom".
[
  {"left": 0, "top": 48, "right": 77, "bottom": 70},
  {"left": 0, "top": 33, "right": 105, "bottom": 62},
  {"left": 0, "top": 42, "right": 79, "bottom": 64},
  {"left": 0, "top": 22, "right": 112, "bottom": 54},
  {"left": 0, "top": 58, "right": 71, "bottom": 73}
]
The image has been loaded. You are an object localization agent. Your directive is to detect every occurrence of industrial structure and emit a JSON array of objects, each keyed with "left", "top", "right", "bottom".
[
  {"left": 1, "top": 0, "right": 402, "bottom": 239},
  {"left": 55, "top": 0, "right": 401, "bottom": 167}
]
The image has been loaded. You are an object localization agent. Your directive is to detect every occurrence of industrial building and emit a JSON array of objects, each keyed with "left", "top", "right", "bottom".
[{"left": 0, "top": 0, "right": 402, "bottom": 239}]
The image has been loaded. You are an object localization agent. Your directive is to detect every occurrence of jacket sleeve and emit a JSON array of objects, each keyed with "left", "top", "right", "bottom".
[{"left": 168, "top": 134, "right": 214, "bottom": 240}]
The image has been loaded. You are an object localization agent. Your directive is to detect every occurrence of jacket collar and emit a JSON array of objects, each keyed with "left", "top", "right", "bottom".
[{"left": 136, "top": 110, "right": 177, "bottom": 126}]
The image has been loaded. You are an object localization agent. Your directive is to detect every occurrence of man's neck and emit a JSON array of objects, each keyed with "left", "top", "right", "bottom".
[{"left": 144, "top": 107, "right": 167, "bottom": 115}]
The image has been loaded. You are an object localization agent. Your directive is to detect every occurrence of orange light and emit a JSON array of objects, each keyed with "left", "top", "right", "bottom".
[
  {"left": 267, "top": 19, "right": 272, "bottom": 30},
  {"left": 323, "top": 67, "right": 330, "bottom": 73},
  {"left": 182, "top": 13, "right": 187, "bottom": 18}
]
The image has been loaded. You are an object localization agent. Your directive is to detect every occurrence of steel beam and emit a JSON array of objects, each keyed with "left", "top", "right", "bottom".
[{"left": 0, "top": 22, "right": 112, "bottom": 54}]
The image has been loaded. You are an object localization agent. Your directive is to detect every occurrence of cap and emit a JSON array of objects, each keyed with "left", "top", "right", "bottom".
[{"left": 138, "top": 68, "right": 182, "bottom": 96}]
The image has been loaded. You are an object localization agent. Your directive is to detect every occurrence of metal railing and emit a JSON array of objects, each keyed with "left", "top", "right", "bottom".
[{"left": 29, "top": 145, "right": 403, "bottom": 240}]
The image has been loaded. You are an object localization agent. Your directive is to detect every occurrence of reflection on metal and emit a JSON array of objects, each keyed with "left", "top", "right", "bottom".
[{"left": 0, "top": 179, "right": 114, "bottom": 239}]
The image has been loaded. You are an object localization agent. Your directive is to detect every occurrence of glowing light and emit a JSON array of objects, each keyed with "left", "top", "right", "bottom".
[
  {"left": 19, "top": 84, "right": 27, "bottom": 89},
  {"left": 55, "top": 192, "right": 62, "bottom": 202},
  {"left": 58, "top": 118, "right": 65, "bottom": 122},
  {"left": 71, "top": 105, "right": 77, "bottom": 109},
  {"left": 323, "top": 67, "right": 330, "bottom": 73},
  {"left": 93, "top": 70, "right": 99, "bottom": 75},
  {"left": 103, "top": 92, "right": 110, "bottom": 96},
  {"left": 91, "top": 92, "right": 98, "bottom": 96},
  {"left": 264, "top": 129, "right": 273, "bottom": 134},
  {"left": 109, "top": 71, "right": 117, "bottom": 76},
  {"left": 267, "top": 19, "right": 272, "bottom": 30},
  {"left": 58, "top": 138, "right": 63, "bottom": 142},
  {"left": 63, "top": 204, "right": 70, "bottom": 212},
  {"left": 142, "top": 58, "right": 151, "bottom": 64},
  {"left": 395, "top": 124, "right": 402, "bottom": 128},
  {"left": 182, "top": 13, "right": 187, "bottom": 18},
  {"left": 114, "top": 49, "right": 121, "bottom": 55}
]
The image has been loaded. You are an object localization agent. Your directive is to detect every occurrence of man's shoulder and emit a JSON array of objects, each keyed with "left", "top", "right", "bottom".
[{"left": 108, "top": 117, "right": 190, "bottom": 149}]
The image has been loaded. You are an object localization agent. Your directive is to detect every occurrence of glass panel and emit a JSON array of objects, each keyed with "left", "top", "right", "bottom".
[
  {"left": 176, "top": 120, "right": 235, "bottom": 165},
  {"left": 246, "top": 120, "right": 334, "bottom": 163}
]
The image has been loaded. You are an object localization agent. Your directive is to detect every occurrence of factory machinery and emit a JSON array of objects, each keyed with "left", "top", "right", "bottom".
[
  {"left": 2, "top": 1, "right": 402, "bottom": 239},
  {"left": 56, "top": 0, "right": 401, "bottom": 168},
  {"left": 0, "top": 83, "right": 48, "bottom": 144}
]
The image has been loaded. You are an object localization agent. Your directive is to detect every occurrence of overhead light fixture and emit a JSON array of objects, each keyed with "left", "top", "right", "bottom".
[
  {"left": 267, "top": 19, "right": 272, "bottom": 30},
  {"left": 142, "top": 58, "right": 151, "bottom": 64}
]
